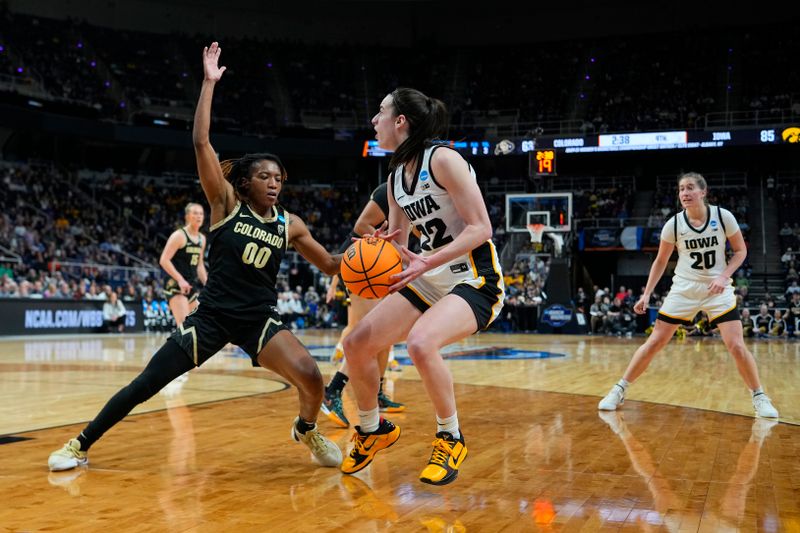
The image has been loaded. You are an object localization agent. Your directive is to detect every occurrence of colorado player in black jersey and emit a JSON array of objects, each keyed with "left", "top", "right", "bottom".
[
  {"left": 48, "top": 42, "right": 343, "bottom": 472},
  {"left": 160, "top": 202, "right": 207, "bottom": 328}
]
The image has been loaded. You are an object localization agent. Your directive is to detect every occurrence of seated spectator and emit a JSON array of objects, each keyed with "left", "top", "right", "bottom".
[
  {"left": 787, "top": 292, "right": 800, "bottom": 338},
  {"left": 686, "top": 311, "right": 713, "bottom": 337},
  {"left": 589, "top": 295, "right": 607, "bottom": 334},
  {"left": 102, "top": 292, "right": 127, "bottom": 333},
  {"left": 740, "top": 308, "right": 755, "bottom": 338},
  {"left": 769, "top": 310, "right": 787, "bottom": 337},
  {"left": 608, "top": 300, "right": 636, "bottom": 337},
  {"left": 753, "top": 304, "right": 772, "bottom": 338},
  {"left": 734, "top": 271, "right": 750, "bottom": 289},
  {"left": 574, "top": 286, "right": 589, "bottom": 315}
]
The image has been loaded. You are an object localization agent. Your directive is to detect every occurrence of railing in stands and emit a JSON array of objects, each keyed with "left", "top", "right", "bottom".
[
  {"left": 574, "top": 217, "right": 650, "bottom": 229},
  {"left": 704, "top": 108, "right": 800, "bottom": 129},
  {"left": 550, "top": 175, "right": 635, "bottom": 192},
  {"left": 0, "top": 244, "right": 23, "bottom": 264},
  {"left": 50, "top": 261, "right": 162, "bottom": 285},
  {"left": 655, "top": 172, "right": 747, "bottom": 190}
]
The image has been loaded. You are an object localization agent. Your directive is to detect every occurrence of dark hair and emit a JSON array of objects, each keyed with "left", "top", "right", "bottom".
[
  {"left": 219, "top": 153, "right": 287, "bottom": 199},
  {"left": 388, "top": 87, "right": 448, "bottom": 172}
]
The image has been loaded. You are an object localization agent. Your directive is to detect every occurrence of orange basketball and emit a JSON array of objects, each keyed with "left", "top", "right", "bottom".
[{"left": 341, "top": 237, "right": 402, "bottom": 299}]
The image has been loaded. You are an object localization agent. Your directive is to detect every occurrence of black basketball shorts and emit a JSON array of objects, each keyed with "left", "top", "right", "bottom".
[
  {"left": 164, "top": 278, "right": 201, "bottom": 303},
  {"left": 169, "top": 303, "right": 289, "bottom": 367}
]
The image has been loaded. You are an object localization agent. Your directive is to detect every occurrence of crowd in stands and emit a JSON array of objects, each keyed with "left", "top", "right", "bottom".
[
  {"left": 573, "top": 187, "right": 634, "bottom": 225},
  {"left": 573, "top": 281, "right": 799, "bottom": 339},
  {"left": 3, "top": 157, "right": 798, "bottom": 338},
  {"left": 1, "top": 9, "right": 797, "bottom": 137},
  {"left": 0, "top": 160, "right": 517, "bottom": 333}
]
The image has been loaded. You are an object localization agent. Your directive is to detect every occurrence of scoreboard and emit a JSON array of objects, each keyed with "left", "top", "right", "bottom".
[
  {"left": 536, "top": 127, "right": 795, "bottom": 153},
  {"left": 362, "top": 126, "right": 799, "bottom": 158}
]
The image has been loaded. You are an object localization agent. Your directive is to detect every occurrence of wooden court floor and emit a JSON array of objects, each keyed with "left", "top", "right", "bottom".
[{"left": 1, "top": 331, "right": 798, "bottom": 532}]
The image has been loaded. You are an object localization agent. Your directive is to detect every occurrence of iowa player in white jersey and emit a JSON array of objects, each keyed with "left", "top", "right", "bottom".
[
  {"left": 598, "top": 172, "right": 779, "bottom": 419},
  {"left": 340, "top": 87, "right": 505, "bottom": 485},
  {"left": 48, "top": 42, "right": 343, "bottom": 472},
  {"left": 160, "top": 203, "right": 207, "bottom": 328}
]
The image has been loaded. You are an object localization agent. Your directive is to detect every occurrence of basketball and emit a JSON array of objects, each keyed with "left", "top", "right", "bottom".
[{"left": 341, "top": 237, "right": 403, "bottom": 299}]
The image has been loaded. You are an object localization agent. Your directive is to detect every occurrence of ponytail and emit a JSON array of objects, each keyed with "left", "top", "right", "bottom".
[{"left": 388, "top": 87, "right": 448, "bottom": 172}]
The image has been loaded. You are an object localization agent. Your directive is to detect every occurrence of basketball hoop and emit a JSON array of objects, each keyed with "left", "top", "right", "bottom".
[{"left": 527, "top": 223, "right": 546, "bottom": 244}]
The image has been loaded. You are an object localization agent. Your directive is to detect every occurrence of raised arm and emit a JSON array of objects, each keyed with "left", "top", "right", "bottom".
[
  {"left": 287, "top": 213, "right": 342, "bottom": 276},
  {"left": 192, "top": 42, "right": 235, "bottom": 226}
]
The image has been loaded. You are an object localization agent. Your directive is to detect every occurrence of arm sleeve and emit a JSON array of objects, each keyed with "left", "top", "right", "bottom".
[
  {"left": 720, "top": 208, "right": 740, "bottom": 237},
  {"left": 660, "top": 216, "right": 676, "bottom": 243}
]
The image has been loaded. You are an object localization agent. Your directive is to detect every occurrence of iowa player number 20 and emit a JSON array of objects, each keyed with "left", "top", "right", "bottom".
[
  {"left": 241, "top": 242, "right": 272, "bottom": 269},
  {"left": 689, "top": 250, "right": 716, "bottom": 270}
]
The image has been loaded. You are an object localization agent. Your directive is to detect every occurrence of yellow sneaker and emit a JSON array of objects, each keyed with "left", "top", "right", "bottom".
[
  {"left": 419, "top": 431, "right": 467, "bottom": 486},
  {"left": 48, "top": 438, "right": 88, "bottom": 472},
  {"left": 340, "top": 418, "right": 400, "bottom": 474}
]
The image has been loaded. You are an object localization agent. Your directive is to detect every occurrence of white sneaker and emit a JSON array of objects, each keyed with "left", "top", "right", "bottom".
[
  {"left": 598, "top": 384, "right": 625, "bottom": 411},
  {"left": 291, "top": 417, "right": 343, "bottom": 467},
  {"left": 48, "top": 438, "right": 88, "bottom": 472},
  {"left": 752, "top": 393, "right": 779, "bottom": 419}
]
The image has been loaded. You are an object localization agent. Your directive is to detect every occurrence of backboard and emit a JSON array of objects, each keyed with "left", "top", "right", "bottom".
[{"left": 506, "top": 193, "right": 572, "bottom": 233}]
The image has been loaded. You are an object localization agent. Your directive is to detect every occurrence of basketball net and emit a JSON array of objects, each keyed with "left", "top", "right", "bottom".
[
  {"left": 527, "top": 224, "right": 564, "bottom": 256},
  {"left": 527, "top": 223, "right": 546, "bottom": 244}
]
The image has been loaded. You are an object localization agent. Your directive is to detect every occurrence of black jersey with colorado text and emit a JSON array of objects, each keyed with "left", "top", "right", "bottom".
[{"left": 200, "top": 202, "right": 288, "bottom": 317}]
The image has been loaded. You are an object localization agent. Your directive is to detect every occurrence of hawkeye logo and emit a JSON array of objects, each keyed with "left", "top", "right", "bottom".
[{"left": 782, "top": 127, "right": 800, "bottom": 143}]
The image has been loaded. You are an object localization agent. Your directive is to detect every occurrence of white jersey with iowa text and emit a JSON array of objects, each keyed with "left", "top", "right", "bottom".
[
  {"left": 661, "top": 205, "right": 740, "bottom": 284},
  {"left": 390, "top": 144, "right": 504, "bottom": 320},
  {"left": 391, "top": 144, "right": 471, "bottom": 255}
]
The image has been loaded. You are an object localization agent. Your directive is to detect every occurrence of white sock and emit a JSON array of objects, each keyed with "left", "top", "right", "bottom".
[
  {"left": 617, "top": 378, "right": 630, "bottom": 390},
  {"left": 436, "top": 413, "right": 460, "bottom": 439},
  {"left": 359, "top": 407, "right": 380, "bottom": 433},
  {"left": 752, "top": 387, "right": 764, "bottom": 397}
]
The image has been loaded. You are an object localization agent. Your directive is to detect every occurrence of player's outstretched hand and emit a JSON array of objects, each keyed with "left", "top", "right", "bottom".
[
  {"left": 203, "top": 42, "right": 227, "bottom": 82},
  {"left": 354, "top": 221, "right": 402, "bottom": 244}
]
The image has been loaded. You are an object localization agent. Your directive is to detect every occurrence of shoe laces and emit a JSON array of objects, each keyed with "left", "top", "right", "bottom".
[
  {"left": 350, "top": 432, "right": 369, "bottom": 454},
  {"left": 63, "top": 439, "right": 83, "bottom": 456},
  {"left": 303, "top": 429, "right": 330, "bottom": 456},
  {"left": 753, "top": 394, "right": 772, "bottom": 407},
  {"left": 331, "top": 395, "right": 344, "bottom": 411},
  {"left": 428, "top": 438, "right": 453, "bottom": 467}
]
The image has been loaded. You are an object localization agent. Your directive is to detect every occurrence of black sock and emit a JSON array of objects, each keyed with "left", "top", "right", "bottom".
[
  {"left": 295, "top": 417, "right": 316, "bottom": 434},
  {"left": 327, "top": 371, "right": 349, "bottom": 394},
  {"left": 79, "top": 339, "right": 195, "bottom": 451}
]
